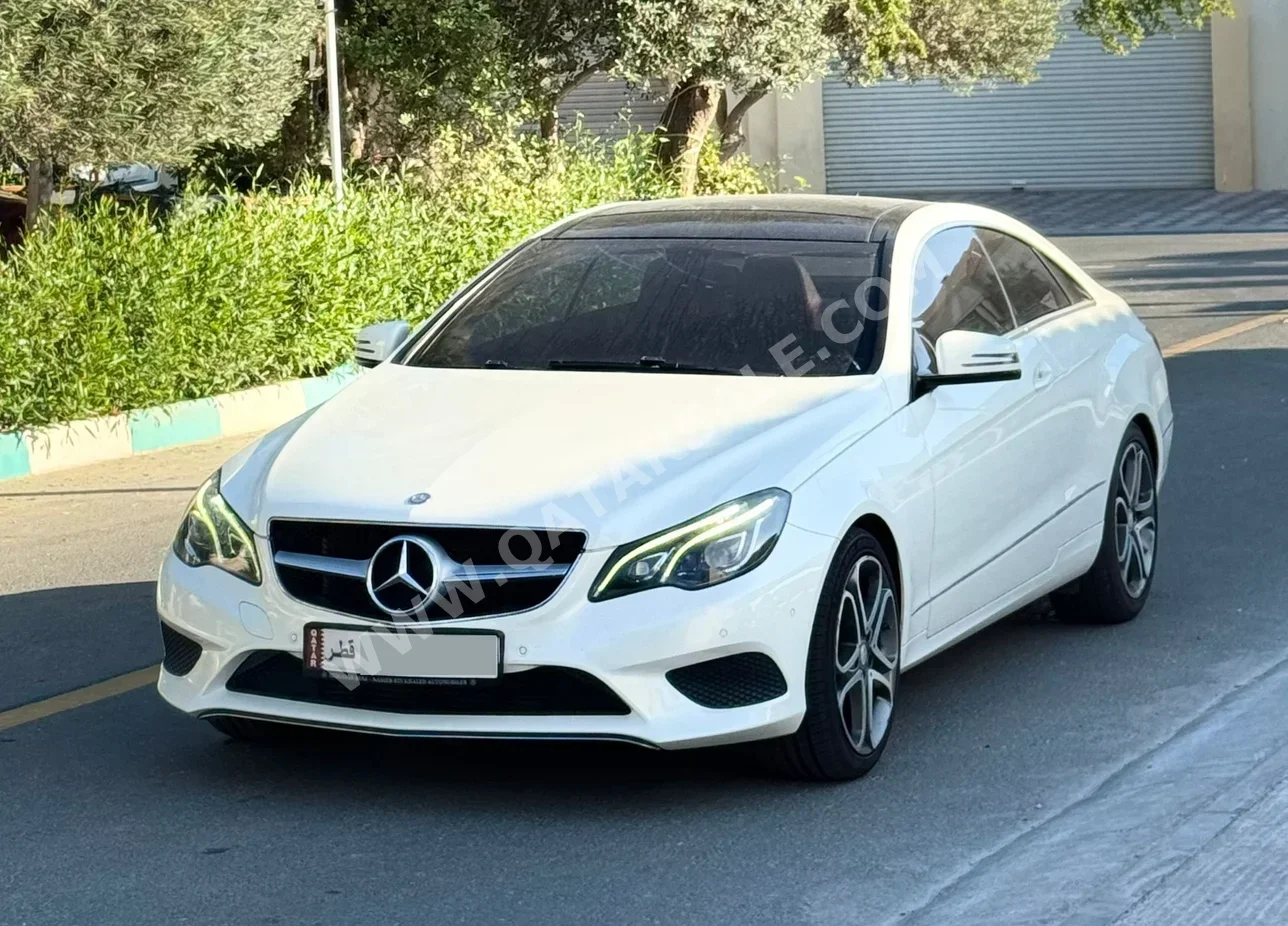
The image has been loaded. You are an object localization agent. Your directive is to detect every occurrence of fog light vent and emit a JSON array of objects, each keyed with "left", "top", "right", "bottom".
[
  {"left": 666, "top": 652, "right": 787, "bottom": 709},
  {"left": 161, "top": 622, "right": 203, "bottom": 677}
]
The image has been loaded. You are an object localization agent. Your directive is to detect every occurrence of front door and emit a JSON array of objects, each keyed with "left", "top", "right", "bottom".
[{"left": 911, "top": 226, "right": 1065, "bottom": 637}]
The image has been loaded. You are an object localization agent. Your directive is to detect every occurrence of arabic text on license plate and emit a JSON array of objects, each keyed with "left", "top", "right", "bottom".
[{"left": 302, "top": 626, "right": 500, "bottom": 682}]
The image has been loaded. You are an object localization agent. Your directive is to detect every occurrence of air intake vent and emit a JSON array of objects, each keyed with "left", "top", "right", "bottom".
[
  {"left": 228, "top": 652, "right": 631, "bottom": 716},
  {"left": 666, "top": 653, "right": 788, "bottom": 709},
  {"left": 161, "top": 622, "right": 203, "bottom": 677}
]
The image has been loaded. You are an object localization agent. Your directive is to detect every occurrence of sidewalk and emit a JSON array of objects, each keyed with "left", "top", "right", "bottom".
[
  {"left": 896, "top": 654, "right": 1288, "bottom": 926},
  {"left": 1116, "top": 773, "right": 1288, "bottom": 925},
  {"left": 913, "top": 189, "right": 1288, "bottom": 237}
]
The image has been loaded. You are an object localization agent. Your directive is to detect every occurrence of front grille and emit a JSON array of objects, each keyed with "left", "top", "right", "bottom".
[
  {"left": 160, "top": 622, "right": 203, "bottom": 677},
  {"left": 269, "top": 520, "right": 586, "bottom": 621},
  {"left": 227, "top": 652, "right": 630, "bottom": 716},
  {"left": 666, "top": 652, "right": 788, "bottom": 709},
  {"left": 271, "top": 520, "right": 585, "bottom": 565}
]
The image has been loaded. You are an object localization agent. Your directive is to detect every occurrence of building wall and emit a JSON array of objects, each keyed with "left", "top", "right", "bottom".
[
  {"left": 747, "top": 5, "right": 1288, "bottom": 193},
  {"left": 742, "top": 85, "right": 828, "bottom": 194},
  {"left": 1248, "top": 0, "right": 1288, "bottom": 189},
  {"left": 1211, "top": 8, "right": 1254, "bottom": 190},
  {"left": 821, "top": 25, "right": 1214, "bottom": 194}
]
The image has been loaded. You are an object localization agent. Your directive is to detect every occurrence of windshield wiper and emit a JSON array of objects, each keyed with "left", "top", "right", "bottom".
[{"left": 547, "top": 356, "right": 735, "bottom": 375}]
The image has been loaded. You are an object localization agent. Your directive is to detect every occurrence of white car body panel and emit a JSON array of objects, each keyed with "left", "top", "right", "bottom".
[
  {"left": 158, "top": 523, "right": 834, "bottom": 749},
  {"left": 222, "top": 364, "right": 893, "bottom": 548},
  {"left": 158, "top": 196, "right": 1173, "bottom": 749}
]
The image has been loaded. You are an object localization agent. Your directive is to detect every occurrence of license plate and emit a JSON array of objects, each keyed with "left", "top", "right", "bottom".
[{"left": 302, "top": 624, "right": 501, "bottom": 684}]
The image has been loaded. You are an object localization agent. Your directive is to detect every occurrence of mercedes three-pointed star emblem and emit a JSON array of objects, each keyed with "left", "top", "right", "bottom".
[{"left": 365, "top": 535, "right": 440, "bottom": 618}]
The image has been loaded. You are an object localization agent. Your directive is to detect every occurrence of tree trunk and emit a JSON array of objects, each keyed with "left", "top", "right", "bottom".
[
  {"left": 719, "top": 88, "right": 767, "bottom": 161},
  {"left": 348, "top": 117, "right": 367, "bottom": 163},
  {"left": 657, "top": 80, "right": 720, "bottom": 196},
  {"left": 540, "top": 108, "right": 559, "bottom": 142},
  {"left": 23, "top": 157, "right": 54, "bottom": 228}
]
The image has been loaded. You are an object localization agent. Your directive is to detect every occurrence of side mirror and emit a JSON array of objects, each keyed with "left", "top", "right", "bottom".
[
  {"left": 355, "top": 320, "right": 411, "bottom": 369},
  {"left": 915, "top": 329, "right": 1022, "bottom": 398}
]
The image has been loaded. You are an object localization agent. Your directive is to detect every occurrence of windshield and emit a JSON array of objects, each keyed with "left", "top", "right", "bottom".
[{"left": 406, "top": 238, "right": 885, "bottom": 376}]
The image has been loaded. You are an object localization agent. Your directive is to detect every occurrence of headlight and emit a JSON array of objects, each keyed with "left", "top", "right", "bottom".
[
  {"left": 172, "top": 470, "right": 262, "bottom": 585},
  {"left": 589, "top": 489, "right": 790, "bottom": 601}
]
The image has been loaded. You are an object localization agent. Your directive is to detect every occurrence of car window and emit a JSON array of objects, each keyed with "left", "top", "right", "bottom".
[
  {"left": 978, "top": 230, "right": 1071, "bottom": 327},
  {"left": 1042, "top": 255, "right": 1092, "bottom": 305},
  {"left": 912, "top": 227, "right": 1016, "bottom": 356},
  {"left": 408, "top": 238, "right": 885, "bottom": 376}
]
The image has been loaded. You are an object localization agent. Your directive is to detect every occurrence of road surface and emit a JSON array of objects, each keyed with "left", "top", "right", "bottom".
[{"left": 2, "top": 233, "right": 1287, "bottom": 926}]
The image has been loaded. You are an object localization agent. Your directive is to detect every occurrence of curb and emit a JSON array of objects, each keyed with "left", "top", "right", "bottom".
[{"left": 0, "top": 367, "right": 359, "bottom": 482}]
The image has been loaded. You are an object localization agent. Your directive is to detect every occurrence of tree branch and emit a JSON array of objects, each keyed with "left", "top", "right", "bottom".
[
  {"left": 541, "top": 58, "right": 612, "bottom": 139},
  {"left": 719, "top": 86, "right": 768, "bottom": 160},
  {"left": 557, "top": 58, "right": 611, "bottom": 100}
]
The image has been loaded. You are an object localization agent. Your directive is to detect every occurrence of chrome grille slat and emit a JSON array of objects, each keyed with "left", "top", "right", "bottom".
[
  {"left": 267, "top": 519, "right": 586, "bottom": 622},
  {"left": 443, "top": 563, "right": 573, "bottom": 583},
  {"left": 273, "top": 551, "right": 368, "bottom": 579},
  {"left": 272, "top": 550, "right": 572, "bottom": 583}
]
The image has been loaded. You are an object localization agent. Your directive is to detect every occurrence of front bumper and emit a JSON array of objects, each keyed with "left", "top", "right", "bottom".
[{"left": 156, "top": 524, "right": 834, "bottom": 749}]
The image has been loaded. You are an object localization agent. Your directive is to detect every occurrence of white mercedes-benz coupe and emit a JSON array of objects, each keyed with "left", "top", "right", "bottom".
[{"left": 158, "top": 195, "right": 1172, "bottom": 780}]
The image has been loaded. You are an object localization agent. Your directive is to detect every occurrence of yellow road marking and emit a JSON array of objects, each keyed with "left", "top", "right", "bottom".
[
  {"left": 1163, "top": 310, "right": 1288, "bottom": 358},
  {"left": 0, "top": 665, "right": 159, "bottom": 732}
]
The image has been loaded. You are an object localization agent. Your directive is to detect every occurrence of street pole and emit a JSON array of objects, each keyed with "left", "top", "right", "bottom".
[{"left": 323, "top": 0, "right": 344, "bottom": 202}]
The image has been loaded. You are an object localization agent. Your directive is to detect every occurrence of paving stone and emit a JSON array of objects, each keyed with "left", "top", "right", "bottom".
[
  {"left": 904, "top": 190, "right": 1288, "bottom": 236},
  {"left": 1113, "top": 776, "right": 1288, "bottom": 926}
]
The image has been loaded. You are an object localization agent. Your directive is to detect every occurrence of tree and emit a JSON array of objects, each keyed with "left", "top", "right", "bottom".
[
  {"left": 490, "top": 0, "right": 622, "bottom": 141},
  {"left": 0, "top": 0, "right": 318, "bottom": 224},
  {"left": 338, "top": 0, "right": 513, "bottom": 162},
  {"left": 338, "top": 0, "right": 624, "bottom": 157},
  {"left": 314, "top": 0, "right": 1235, "bottom": 188},
  {"left": 615, "top": 0, "right": 1230, "bottom": 193},
  {"left": 613, "top": 0, "right": 841, "bottom": 190},
  {"left": 1074, "top": 0, "right": 1229, "bottom": 51}
]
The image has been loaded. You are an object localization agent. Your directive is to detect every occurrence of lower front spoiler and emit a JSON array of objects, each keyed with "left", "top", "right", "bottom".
[
  {"left": 161, "top": 668, "right": 804, "bottom": 751},
  {"left": 195, "top": 708, "right": 662, "bottom": 749}
]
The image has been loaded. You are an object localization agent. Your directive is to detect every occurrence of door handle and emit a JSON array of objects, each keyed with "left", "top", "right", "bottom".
[{"left": 1033, "top": 361, "right": 1054, "bottom": 390}]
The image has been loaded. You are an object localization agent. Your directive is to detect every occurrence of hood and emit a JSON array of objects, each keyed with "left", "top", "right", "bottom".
[{"left": 221, "top": 364, "right": 892, "bottom": 548}]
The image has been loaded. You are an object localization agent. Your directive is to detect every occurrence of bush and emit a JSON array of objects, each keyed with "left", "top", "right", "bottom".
[{"left": 0, "top": 131, "right": 769, "bottom": 431}]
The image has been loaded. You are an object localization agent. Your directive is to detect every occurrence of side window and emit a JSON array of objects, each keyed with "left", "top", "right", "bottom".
[
  {"left": 912, "top": 227, "right": 1016, "bottom": 357},
  {"left": 1043, "top": 256, "right": 1091, "bottom": 306},
  {"left": 978, "top": 230, "right": 1071, "bottom": 327}
]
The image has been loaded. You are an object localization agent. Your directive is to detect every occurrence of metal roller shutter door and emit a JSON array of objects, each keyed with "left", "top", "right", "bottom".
[
  {"left": 559, "top": 74, "right": 668, "bottom": 139},
  {"left": 822, "top": 25, "right": 1214, "bottom": 193}
]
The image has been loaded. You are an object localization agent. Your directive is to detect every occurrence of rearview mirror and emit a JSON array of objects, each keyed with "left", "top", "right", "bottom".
[
  {"left": 355, "top": 320, "right": 411, "bottom": 368},
  {"left": 915, "top": 330, "right": 1021, "bottom": 398}
]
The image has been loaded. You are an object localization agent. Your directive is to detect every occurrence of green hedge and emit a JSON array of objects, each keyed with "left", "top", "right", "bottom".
[{"left": 0, "top": 133, "right": 768, "bottom": 431}]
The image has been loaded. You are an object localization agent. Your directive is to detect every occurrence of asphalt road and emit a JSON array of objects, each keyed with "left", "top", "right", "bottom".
[{"left": 2, "top": 233, "right": 1287, "bottom": 926}]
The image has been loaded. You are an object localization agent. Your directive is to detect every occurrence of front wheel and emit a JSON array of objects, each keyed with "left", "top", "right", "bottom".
[
  {"left": 1053, "top": 423, "right": 1158, "bottom": 624},
  {"left": 756, "top": 530, "right": 901, "bottom": 781}
]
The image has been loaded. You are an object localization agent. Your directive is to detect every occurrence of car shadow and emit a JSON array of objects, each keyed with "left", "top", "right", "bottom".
[
  {"left": 0, "top": 581, "right": 160, "bottom": 711},
  {"left": 173, "top": 597, "right": 1072, "bottom": 800},
  {"left": 0, "top": 579, "right": 1153, "bottom": 801}
]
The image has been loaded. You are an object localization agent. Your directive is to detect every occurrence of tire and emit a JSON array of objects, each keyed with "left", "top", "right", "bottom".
[
  {"left": 206, "top": 715, "right": 287, "bottom": 743},
  {"left": 1053, "top": 423, "right": 1158, "bottom": 625},
  {"left": 756, "top": 529, "right": 901, "bottom": 781}
]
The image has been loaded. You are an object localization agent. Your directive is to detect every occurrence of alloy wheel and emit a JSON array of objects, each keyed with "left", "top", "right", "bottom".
[
  {"left": 1114, "top": 441, "right": 1157, "bottom": 598},
  {"left": 834, "top": 555, "right": 898, "bottom": 756}
]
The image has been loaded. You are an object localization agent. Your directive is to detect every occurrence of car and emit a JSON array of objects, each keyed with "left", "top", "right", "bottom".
[{"left": 156, "top": 194, "right": 1173, "bottom": 780}]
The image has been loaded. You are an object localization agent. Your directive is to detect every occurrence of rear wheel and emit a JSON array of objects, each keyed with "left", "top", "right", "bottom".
[
  {"left": 1053, "top": 423, "right": 1158, "bottom": 625},
  {"left": 756, "top": 529, "right": 900, "bottom": 781}
]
